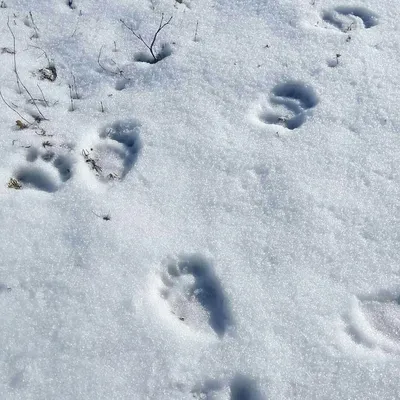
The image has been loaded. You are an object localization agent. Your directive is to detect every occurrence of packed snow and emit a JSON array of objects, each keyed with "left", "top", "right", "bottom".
[{"left": 0, "top": 0, "right": 399, "bottom": 398}]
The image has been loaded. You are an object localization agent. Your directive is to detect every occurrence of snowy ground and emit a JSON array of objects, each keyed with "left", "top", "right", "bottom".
[{"left": 0, "top": 0, "right": 399, "bottom": 398}]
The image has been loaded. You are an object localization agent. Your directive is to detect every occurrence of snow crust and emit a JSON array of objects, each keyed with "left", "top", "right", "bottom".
[{"left": 0, "top": 0, "right": 400, "bottom": 398}]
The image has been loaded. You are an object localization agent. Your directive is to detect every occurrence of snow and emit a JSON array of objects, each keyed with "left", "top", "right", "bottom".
[{"left": 0, "top": 0, "right": 400, "bottom": 398}]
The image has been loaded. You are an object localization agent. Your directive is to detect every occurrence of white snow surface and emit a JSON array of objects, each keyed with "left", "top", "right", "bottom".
[{"left": 0, "top": 0, "right": 400, "bottom": 398}]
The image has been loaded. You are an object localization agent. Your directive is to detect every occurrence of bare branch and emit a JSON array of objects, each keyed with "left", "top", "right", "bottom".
[
  {"left": 7, "top": 17, "right": 21, "bottom": 93},
  {"left": 71, "top": 73, "right": 79, "bottom": 99},
  {"left": 19, "top": 79, "right": 48, "bottom": 120},
  {"left": 70, "top": 13, "right": 81, "bottom": 37},
  {"left": 120, "top": 19, "right": 153, "bottom": 56},
  {"left": 36, "top": 84, "right": 49, "bottom": 106},
  {"left": 7, "top": 19, "right": 48, "bottom": 120},
  {"left": 68, "top": 84, "right": 74, "bottom": 111},
  {"left": 28, "top": 44, "right": 51, "bottom": 65},
  {"left": 149, "top": 14, "right": 172, "bottom": 52},
  {"left": 194, "top": 20, "right": 199, "bottom": 42},
  {"left": 29, "top": 11, "right": 39, "bottom": 38},
  {"left": 120, "top": 14, "right": 172, "bottom": 62}
]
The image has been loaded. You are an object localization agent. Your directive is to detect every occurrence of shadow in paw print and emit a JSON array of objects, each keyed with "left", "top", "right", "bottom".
[
  {"left": 163, "top": 254, "right": 233, "bottom": 338},
  {"left": 53, "top": 155, "right": 73, "bottom": 182},
  {"left": 176, "top": 255, "right": 232, "bottom": 337},
  {"left": 192, "top": 375, "right": 265, "bottom": 400},
  {"left": 230, "top": 375, "right": 265, "bottom": 400},
  {"left": 322, "top": 6, "right": 378, "bottom": 31},
  {"left": 16, "top": 167, "right": 58, "bottom": 192},
  {"left": 260, "top": 81, "right": 318, "bottom": 130},
  {"left": 98, "top": 119, "right": 142, "bottom": 179},
  {"left": 16, "top": 149, "right": 73, "bottom": 192}
]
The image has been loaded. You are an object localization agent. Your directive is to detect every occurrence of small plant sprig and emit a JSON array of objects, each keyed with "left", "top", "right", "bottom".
[
  {"left": 28, "top": 11, "right": 39, "bottom": 39},
  {"left": 82, "top": 149, "right": 102, "bottom": 174},
  {"left": 68, "top": 84, "right": 75, "bottom": 111},
  {"left": 67, "top": 0, "right": 76, "bottom": 10},
  {"left": 344, "top": 22, "right": 355, "bottom": 33},
  {"left": 93, "top": 211, "right": 111, "bottom": 221},
  {"left": 16, "top": 120, "right": 28, "bottom": 129},
  {"left": 194, "top": 20, "right": 199, "bottom": 42},
  {"left": 107, "top": 172, "right": 119, "bottom": 180},
  {"left": 42, "top": 140, "right": 52, "bottom": 148},
  {"left": 67, "top": 74, "right": 80, "bottom": 111},
  {"left": 8, "top": 178, "right": 21, "bottom": 189}
]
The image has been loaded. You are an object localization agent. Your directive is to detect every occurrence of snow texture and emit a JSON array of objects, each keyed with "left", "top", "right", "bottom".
[{"left": 0, "top": 0, "right": 399, "bottom": 398}]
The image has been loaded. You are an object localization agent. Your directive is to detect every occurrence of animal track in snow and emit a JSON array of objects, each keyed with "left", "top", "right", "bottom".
[
  {"left": 192, "top": 375, "right": 265, "bottom": 400},
  {"left": 14, "top": 147, "right": 73, "bottom": 192},
  {"left": 342, "top": 291, "right": 400, "bottom": 355},
  {"left": 322, "top": 6, "right": 379, "bottom": 32},
  {"left": 159, "top": 254, "right": 233, "bottom": 338},
  {"left": 86, "top": 119, "right": 141, "bottom": 181},
  {"left": 258, "top": 81, "right": 318, "bottom": 130}
]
